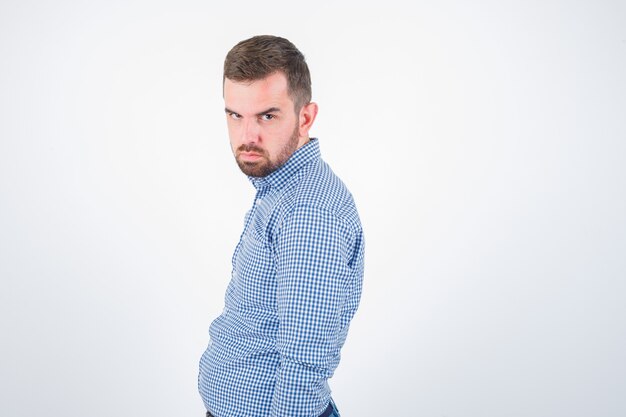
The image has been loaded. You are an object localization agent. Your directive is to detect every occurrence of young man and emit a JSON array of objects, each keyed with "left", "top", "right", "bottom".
[{"left": 198, "top": 35, "right": 365, "bottom": 417}]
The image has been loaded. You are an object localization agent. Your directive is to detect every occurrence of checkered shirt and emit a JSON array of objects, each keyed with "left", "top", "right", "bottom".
[{"left": 198, "top": 139, "right": 365, "bottom": 417}]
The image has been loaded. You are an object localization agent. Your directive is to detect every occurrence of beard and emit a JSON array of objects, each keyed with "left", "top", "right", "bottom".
[{"left": 234, "top": 124, "right": 300, "bottom": 177}]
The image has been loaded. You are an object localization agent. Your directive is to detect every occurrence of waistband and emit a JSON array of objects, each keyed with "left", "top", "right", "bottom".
[{"left": 206, "top": 401, "right": 335, "bottom": 417}]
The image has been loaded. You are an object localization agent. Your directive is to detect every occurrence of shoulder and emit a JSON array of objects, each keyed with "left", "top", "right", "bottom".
[
  {"left": 274, "top": 159, "right": 362, "bottom": 235},
  {"left": 299, "top": 159, "right": 353, "bottom": 209}
]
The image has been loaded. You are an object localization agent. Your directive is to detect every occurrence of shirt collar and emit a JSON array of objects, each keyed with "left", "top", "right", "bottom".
[{"left": 248, "top": 138, "right": 321, "bottom": 190}]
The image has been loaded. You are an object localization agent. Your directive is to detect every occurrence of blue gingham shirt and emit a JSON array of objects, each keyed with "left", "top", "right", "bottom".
[{"left": 199, "top": 139, "right": 364, "bottom": 417}]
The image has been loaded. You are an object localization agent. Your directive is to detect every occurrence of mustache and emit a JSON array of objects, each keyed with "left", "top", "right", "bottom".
[{"left": 237, "top": 144, "right": 266, "bottom": 154}]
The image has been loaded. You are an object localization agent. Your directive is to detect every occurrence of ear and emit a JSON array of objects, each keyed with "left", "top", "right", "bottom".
[{"left": 298, "top": 102, "right": 318, "bottom": 137}]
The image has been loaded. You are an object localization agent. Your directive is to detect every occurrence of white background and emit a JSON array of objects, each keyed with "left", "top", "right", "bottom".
[{"left": 1, "top": 1, "right": 625, "bottom": 416}]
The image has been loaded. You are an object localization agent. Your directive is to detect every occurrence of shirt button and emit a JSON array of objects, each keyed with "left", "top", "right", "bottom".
[{"left": 256, "top": 199, "right": 262, "bottom": 206}]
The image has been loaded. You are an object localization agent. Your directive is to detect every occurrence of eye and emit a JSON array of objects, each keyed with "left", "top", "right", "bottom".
[
  {"left": 227, "top": 111, "right": 241, "bottom": 120},
  {"left": 261, "top": 114, "right": 275, "bottom": 121}
]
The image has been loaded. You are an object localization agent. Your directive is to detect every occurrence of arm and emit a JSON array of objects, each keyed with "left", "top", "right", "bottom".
[{"left": 270, "top": 204, "right": 355, "bottom": 417}]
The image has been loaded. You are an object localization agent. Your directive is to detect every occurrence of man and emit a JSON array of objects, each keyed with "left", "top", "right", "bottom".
[{"left": 198, "top": 35, "right": 365, "bottom": 417}]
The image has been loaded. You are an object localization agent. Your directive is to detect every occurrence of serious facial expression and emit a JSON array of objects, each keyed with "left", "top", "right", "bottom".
[{"left": 224, "top": 72, "right": 306, "bottom": 177}]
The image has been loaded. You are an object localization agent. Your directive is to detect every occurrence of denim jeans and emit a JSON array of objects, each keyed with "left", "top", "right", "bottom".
[
  {"left": 327, "top": 399, "right": 341, "bottom": 417},
  {"left": 205, "top": 400, "right": 340, "bottom": 417}
]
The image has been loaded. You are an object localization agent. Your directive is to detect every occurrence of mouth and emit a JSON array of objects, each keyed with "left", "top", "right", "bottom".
[{"left": 238, "top": 151, "right": 264, "bottom": 163}]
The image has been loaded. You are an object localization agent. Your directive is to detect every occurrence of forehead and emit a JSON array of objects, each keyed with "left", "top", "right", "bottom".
[{"left": 224, "top": 72, "right": 293, "bottom": 113}]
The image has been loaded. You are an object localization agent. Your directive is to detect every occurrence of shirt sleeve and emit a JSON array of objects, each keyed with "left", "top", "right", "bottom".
[{"left": 270, "top": 204, "right": 356, "bottom": 417}]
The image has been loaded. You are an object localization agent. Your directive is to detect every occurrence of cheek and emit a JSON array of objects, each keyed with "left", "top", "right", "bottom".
[
  {"left": 226, "top": 122, "right": 239, "bottom": 142},
  {"left": 225, "top": 119, "right": 236, "bottom": 133},
  {"left": 269, "top": 119, "right": 295, "bottom": 138}
]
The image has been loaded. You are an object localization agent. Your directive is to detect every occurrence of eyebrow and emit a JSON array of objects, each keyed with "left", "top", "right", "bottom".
[
  {"left": 256, "top": 107, "right": 281, "bottom": 116},
  {"left": 224, "top": 107, "right": 282, "bottom": 116}
]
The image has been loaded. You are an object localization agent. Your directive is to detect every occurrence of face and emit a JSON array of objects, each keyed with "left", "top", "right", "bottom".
[{"left": 224, "top": 71, "right": 317, "bottom": 177}]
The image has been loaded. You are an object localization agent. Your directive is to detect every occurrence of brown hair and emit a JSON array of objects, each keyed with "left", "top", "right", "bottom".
[{"left": 223, "top": 35, "right": 312, "bottom": 112}]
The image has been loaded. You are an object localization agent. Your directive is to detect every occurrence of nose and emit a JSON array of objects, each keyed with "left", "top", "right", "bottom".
[{"left": 240, "top": 118, "right": 261, "bottom": 144}]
